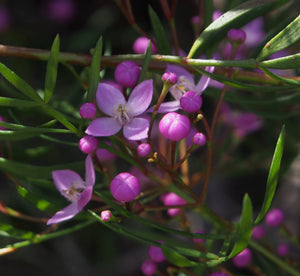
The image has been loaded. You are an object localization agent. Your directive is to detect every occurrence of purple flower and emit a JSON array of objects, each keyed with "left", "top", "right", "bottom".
[
  {"left": 47, "top": 154, "right": 95, "bottom": 225},
  {"left": 232, "top": 248, "right": 252, "bottom": 268},
  {"left": 86, "top": 80, "right": 153, "bottom": 140},
  {"left": 157, "top": 65, "right": 213, "bottom": 113}
]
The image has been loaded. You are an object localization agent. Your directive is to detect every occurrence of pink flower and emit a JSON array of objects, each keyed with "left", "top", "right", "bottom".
[
  {"left": 47, "top": 154, "right": 95, "bottom": 224},
  {"left": 86, "top": 80, "right": 153, "bottom": 140}
]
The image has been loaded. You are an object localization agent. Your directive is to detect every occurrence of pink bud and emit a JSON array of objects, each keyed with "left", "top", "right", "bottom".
[
  {"left": 79, "top": 102, "right": 97, "bottom": 119},
  {"left": 114, "top": 61, "right": 141, "bottom": 88},
  {"left": 227, "top": 28, "right": 246, "bottom": 44},
  {"left": 141, "top": 259, "right": 157, "bottom": 276},
  {"left": 276, "top": 243, "right": 290, "bottom": 256},
  {"left": 232, "top": 248, "right": 252, "bottom": 268},
  {"left": 110, "top": 172, "right": 141, "bottom": 202},
  {"left": 180, "top": 91, "right": 202, "bottom": 113},
  {"left": 148, "top": 245, "right": 165, "bottom": 262},
  {"left": 137, "top": 143, "right": 151, "bottom": 157},
  {"left": 252, "top": 225, "right": 266, "bottom": 240},
  {"left": 192, "top": 132, "right": 207, "bottom": 146},
  {"left": 163, "top": 192, "right": 186, "bottom": 217},
  {"left": 100, "top": 210, "right": 112, "bottom": 222},
  {"left": 190, "top": 15, "right": 200, "bottom": 25},
  {"left": 162, "top": 72, "right": 178, "bottom": 85},
  {"left": 159, "top": 112, "right": 191, "bottom": 141},
  {"left": 265, "top": 208, "right": 284, "bottom": 227},
  {"left": 79, "top": 135, "right": 98, "bottom": 154},
  {"left": 133, "top": 37, "right": 157, "bottom": 54}
]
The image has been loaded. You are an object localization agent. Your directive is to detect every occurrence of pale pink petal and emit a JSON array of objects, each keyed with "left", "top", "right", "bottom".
[
  {"left": 127, "top": 79, "right": 153, "bottom": 116},
  {"left": 85, "top": 154, "right": 95, "bottom": 186},
  {"left": 96, "top": 83, "right": 126, "bottom": 116},
  {"left": 156, "top": 101, "right": 180, "bottom": 113},
  {"left": 196, "top": 66, "right": 214, "bottom": 94},
  {"left": 166, "top": 65, "right": 194, "bottom": 84},
  {"left": 47, "top": 203, "right": 79, "bottom": 225},
  {"left": 52, "top": 170, "right": 83, "bottom": 196},
  {"left": 78, "top": 185, "right": 93, "bottom": 210},
  {"left": 123, "top": 117, "right": 150, "bottom": 140},
  {"left": 86, "top": 117, "right": 121, "bottom": 137}
]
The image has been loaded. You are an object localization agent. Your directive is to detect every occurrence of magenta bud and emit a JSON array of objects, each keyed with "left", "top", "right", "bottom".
[
  {"left": 79, "top": 102, "right": 97, "bottom": 119},
  {"left": 276, "top": 243, "right": 290, "bottom": 256},
  {"left": 162, "top": 72, "right": 178, "bottom": 85},
  {"left": 148, "top": 245, "right": 165, "bottom": 262},
  {"left": 265, "top": 208, "right": 284, "bottom": 227},
  {"left": 79, "top": 135, "right": 98, "bottom": 154},
  {"left": 163, "top": 192, "right": 186, "bottom": 217},
  {"left": 180, "top": 91, "right": 202, "bottom": 113},
  {"left": 141, "top": 259, "right": 157, "bottom": 276},
  {"left": 252, "top": 225, "right": 266, "bottom": 240},
  {"left": 192, "top": 132, "right": 207, "bottom": 146},
  {"left": 110, "top": 172, "right": 141, "bottom": 202},
  {"left": 227, "top": 28, "right": 246, "bottom": 44},
  {"left": 133, "top": 37, "right": 157, "bottom": 54},
  {"left": 193, "top": 230, "right": 205, "bottom": 243},
  {"left": 137, "top": 143, "right": 151, "bottom": 157},
  {"left": 114, "top": 61, "right": 141, "bottom": 88},
  {"left": 159, "top": 112, "right": 191, "bottom": 141},
  {"left": 100, "top": 210, "right": 112, "bottom": 222},
  {"left": 232, "top": 248, "right": 252, "bottom": 268},
  {"left": 190, "top": 15, "right": 200, "bottom": 25}
]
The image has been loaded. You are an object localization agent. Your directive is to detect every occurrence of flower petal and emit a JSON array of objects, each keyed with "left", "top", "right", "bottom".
[
  {"left": 78, "top": 185, "right": 94, "bottom": 210},
  {"left": 47, "top": 203, "right": 79, "bottom": 225},
  {"left": 85, "top": 154, "right": 95, "bottom": 186},
  {"left": 166, "top": 65, "right": 194, "bottom": 84},
  {"left": 52, "top": 170, "right": 83, "bottom": 197},
  {"left": 156, "top": 101, "right": 180, "bottom": 113},
  {"left": 123, "top": 117, "right": 150, "bottom": 140},
  {"left": 196, "top": 66, "right": 214, "bottom": 94},
  {"left": 86, "top": 117, "right": 121, "bottom": 137},
  {"left": 96, "top": 83, "right": 126, "bottom": 116},
  {"left": 127, "top": 79, "right": 153, "bottom": 116}
]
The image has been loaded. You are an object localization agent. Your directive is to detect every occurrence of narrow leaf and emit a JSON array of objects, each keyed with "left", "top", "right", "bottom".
[
  {"left": 188, "top": 0, "right": 289, "bottom": 58},
  {"left": 0, "top": 97, "right": 39, "bottom": 108},
  {"left": 0, "top": 62, "right": 42, "bottom": 103},
  {"left": 229, "top": 194, "right": 253, "bottom": 258},
  {"left": 87, "top": 36, "right": 102, "bottom": 101},
  {"left": 137, "top": 41, "right": 152, "bottom": 83},
  {"left": 44, "top": 35, "right": 60, "bottom": 103},
  {"left": 257, "top": 14, "right": 300, "bottom": 60},
  {"left": 255, "top": 125, "right": 286, "bottom": 224},
  {"left": 260, "top": 53, "right": 300, "bottom": 69},
  {"left": 148, "top": 5, "right": 172, "bottom": 55},
  {"left": 161, "top": 245, "right": 198, "bottom": 267},
  {"left": 0, "top": 223, "right": 35, "bottom": 240}
]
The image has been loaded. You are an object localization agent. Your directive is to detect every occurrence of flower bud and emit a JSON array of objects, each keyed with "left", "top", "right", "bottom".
[
  {"left": 114, "top": 61, "right": 141, "bottom": 88},
  {"left": 79, "top": 135, "right": 98, "bottom": 154},
  {"left": 133, "top": 37, "right": 157, "bottom": 54},
  {"left": 180, "top": 91, "right": 202, "bottom": 113},
  {"left": 232, "top": 248, "right": 252, "bottom": 268},
  {"left": 192, "top": 132, "right": 206, "bottom": 146},
  {"left": 162, "top": 72, "right": 178, "bottom": 85},
  {"left": 100, "top": 210, "right": 112, "bottom": 222},
  {"left": 137, "top": 143, "right": 151, "bottom": 158},
  {"left": 252, "top": 225, "right": 266, "bottom": 240},
  {"left": 148, "top": 244, "right": 165, "bottom": 262},
  {"left": 277, "top": 243, "right": 290, "bottom": 256},
  {"left": 159, "top": 112, "right": 191, "bottom": 141},
  {"left": 141, "top": 259, "right": 157, "bottom": 276},
  {"left": 110, "top": 172, "right": 141, "bottom": 202},
  {"left": 79, "top": 102, "right": 97, "bottom": 119},
  {"left": 265, "top": 208, "right": 284, "bottom": 227},
  {"left": 162, "top": 192, "right": 186, "bottom": 217}
]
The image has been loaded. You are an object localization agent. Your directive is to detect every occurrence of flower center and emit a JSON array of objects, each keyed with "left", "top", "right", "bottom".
[
  {"left": 113, "top": 104, "right": 132, "bottom": 125},
  {"left": 62, "top": 181, "right": 86, "bottom": 203},
  {"left": 171, "top": 76, "right": 196, "bottom": 100}
]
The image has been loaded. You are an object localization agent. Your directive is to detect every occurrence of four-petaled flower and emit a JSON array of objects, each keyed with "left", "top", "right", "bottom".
[
  {"left": 86, "top": 79, "right": 153, "bottom": 140},
  {"left": 47, "top": 154, "right": 95, "bottom": 225},
  {"left": 157, "top": 65, "right": 214, "bottom": 113}
]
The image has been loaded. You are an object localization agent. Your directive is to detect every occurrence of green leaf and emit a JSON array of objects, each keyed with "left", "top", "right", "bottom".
[
  {"left": 255, "top": 126, "right": 286, "bottom": 224},
  {"left": 257, "top": 14, "right": 300, "bottom": 61},
  {"left": 148, "top": 5, "right": 172, "bottom": 55},
  {"left": 0, "top": 62, "right": 42, "bottom": 103},
  {"left": 87, "top": 36, "right": 102, "bottom": 101},
  {"left": 260, "top": 53, "right": 300, "bottom": 69},
  {"left": 44, "top": 35, "right": 60, "bottom": 103},
  {"left": 0, "top": 223, "right": 35, "bottom": 240},
  {"left": 137, "top": 41, "right": 152, "bottom": 83},
  {"left": 161, "top": 245, "right": 198, "bottom": 267},
  {"left": 0, "top": 97, "right": 39, "bottom": 108},
  {"left": 188, "top": 0, "right": 289, "bottom": 58},
  {"left": 17, "top": 186, "right": 54, "bottom": 212},
  {"left": 229, "top": 194, "right": 253, "bottom": 258}
]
